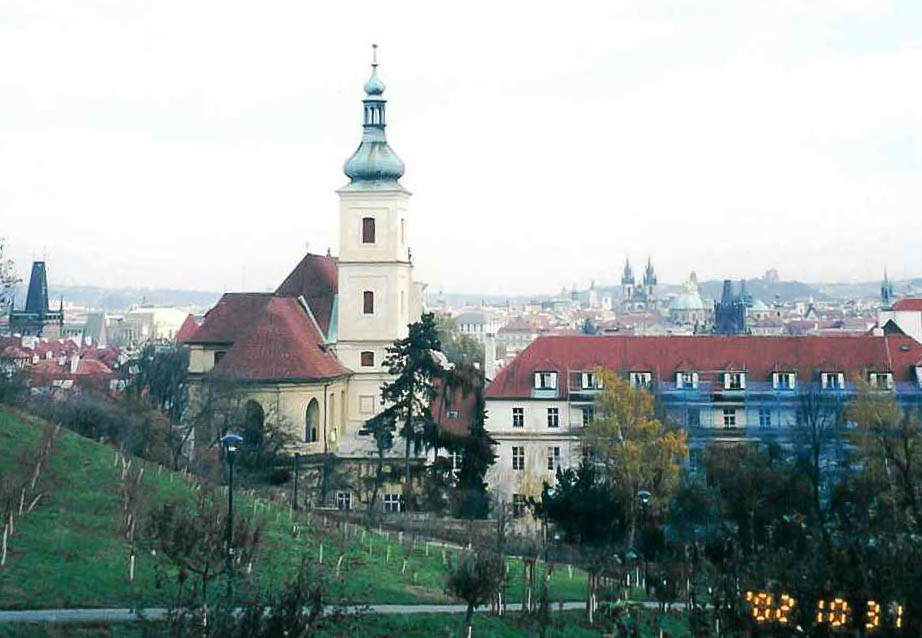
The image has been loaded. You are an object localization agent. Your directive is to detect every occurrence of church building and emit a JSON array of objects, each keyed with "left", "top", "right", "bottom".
[{"left": 184, "top": 51, "right": 424, "bottom": 508}]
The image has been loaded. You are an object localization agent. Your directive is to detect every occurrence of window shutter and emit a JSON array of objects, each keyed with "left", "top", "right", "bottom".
[
  {"left": 838, "top": 372, "right": 845, "bottom": 388},
  {"left": 822, "top": 373, "right": 828, "bottom": 389},
  {"left": 724, "top": 373, "right": 730, "bottom": 389},
  {"left": 740, "top": 373, "right": 746, "bottom": 389},
  {"left": 692, "top": 373, "right": 699, "bottom": 388},
  {"left": 550, "top": 372, "right": 558, "bottom": 389},
  {"left": 790, "top": 373, "right": 796, "bottom": 389},
  {"left": 534, "top": 373, "right": 541, "bottom": 389},
  {"left": 887, "top": 374, "right": 894, "bottom": 390},
  {"left": 581, "top": 372, "right": 589, "bottom": 389},
  {"left": 675, "top": 372, "right": 683, "bottom": 388}
]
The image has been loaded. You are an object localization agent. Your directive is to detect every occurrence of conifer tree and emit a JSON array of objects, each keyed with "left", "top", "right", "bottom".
[{"left": 376, "top": 312, "right": 443, "bottom": 486}]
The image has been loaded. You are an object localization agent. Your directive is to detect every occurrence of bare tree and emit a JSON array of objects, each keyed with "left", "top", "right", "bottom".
[{"left": 0, "top": 237, "right": 21, "bottom": 309}]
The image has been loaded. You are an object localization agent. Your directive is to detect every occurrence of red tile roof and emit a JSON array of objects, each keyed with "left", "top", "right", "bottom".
[
  {"left": 174, "top": 314, "right": 201, "bottom": 344},
  {"left": 892, "top": 298, "right": 922, "bottom": 312},
  {"left": 275, "top": 253, "right": 338, "bottom": 338},
  {"left": 186, "top": 293, "right": 274, "bottom": 344},
  {"left": 210, "top": 296, "right": 351, "bottom": 382},
  {"left": 486, "top": 334, "right": 922, "bottom": 399}
]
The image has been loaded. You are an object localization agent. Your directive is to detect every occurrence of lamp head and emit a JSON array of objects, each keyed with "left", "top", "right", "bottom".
[
  {"left": 637, "top": 490, "right": 652, "bottom": 505},
  {"left": 221, "top": 433, "right": 243, "bottom": 454}
]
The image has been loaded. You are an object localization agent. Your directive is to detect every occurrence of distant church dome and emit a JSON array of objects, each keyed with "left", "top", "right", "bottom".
[
  {"left": 670, "top": 290, "right": 705, "bottom": 312},
  {"left": 342, "top": 46, "right": 405, "bottom": 190}
]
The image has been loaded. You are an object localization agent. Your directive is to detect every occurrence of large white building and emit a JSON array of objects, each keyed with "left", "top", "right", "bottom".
[{"left": 483, "top": 333, "right": 922, "bottom": 506}]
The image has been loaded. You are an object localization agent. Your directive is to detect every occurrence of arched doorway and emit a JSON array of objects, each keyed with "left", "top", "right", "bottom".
[
  {"left": 306, "top": 399, "right": 320, "bottom": 443},
  {"left": 243, "top": 400, "right": 264, "bottom": 448}
]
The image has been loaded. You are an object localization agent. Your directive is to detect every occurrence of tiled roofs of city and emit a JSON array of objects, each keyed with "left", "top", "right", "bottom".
[
  {"left": 485, "top": 334, "right": 922, "bottom": 399},
  {"left": 209, "top": 296, "right": 350, "bottom": 382},
  {"left": 275, "top": 253, "right": 338, "bottom": 339}
]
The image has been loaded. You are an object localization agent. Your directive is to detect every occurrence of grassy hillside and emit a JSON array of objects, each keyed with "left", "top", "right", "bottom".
[{"left": 0, "top": 407, "right": 587, "bottom": 610}]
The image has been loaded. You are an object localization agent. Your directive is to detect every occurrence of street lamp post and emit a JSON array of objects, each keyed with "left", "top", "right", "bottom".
[
  {"left": 636, "top": 490, "right": 651, "bottom": 594},
  {"left": 542, "top": 488, "right": 555, "bottom": 563},
  {"left": 221, "top": 434, "right": 243, "bottom": 600}
]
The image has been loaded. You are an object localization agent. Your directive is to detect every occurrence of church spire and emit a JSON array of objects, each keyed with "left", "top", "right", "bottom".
[{"left": 342, "top": 45, "right": 405, "bottom": 190}]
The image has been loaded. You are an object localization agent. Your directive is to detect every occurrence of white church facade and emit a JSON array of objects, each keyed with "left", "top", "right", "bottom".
[{"left": 184, "top": 52, "right": 424, "bottom": 505}]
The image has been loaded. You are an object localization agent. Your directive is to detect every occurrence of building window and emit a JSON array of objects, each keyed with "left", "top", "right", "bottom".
[
  {"left": 363, "top": 291, "right": 374, "bottom": 314},
  {"left": 359, "top": 395, "right": 375, "bottom": 414},
  {"left": 582, "top": 406, "right": 594, "bottom": 427},
  {"left": 869, "top": 372, "right": 893, "bottom": 390},
  {"left": 512, "top": 446, "right": 525, "bottom": 471},
  {"left": 676, "top": 372, "right": 697, "bottom": 389},
  {"left": 447, "top": 409, "right": 459, "bottom": 420},
  {"left": 534, "top": 371, "right": 557, "bottom": 390},
  {"left": 724, "top": 372, "right": 745, "bottom": 390},
  {"left": 360, "top": 351, "right": 375, "bottom": 367},
  {"left": 547, "top": 408, "right": 559, "bottom": 428},
  {"left": 723, "top": 409, "right": 737, "bottom": 428},
  {"left": 383, "top": 493, "right": 402, "bottom": 513},
  {"left": 512, "top": 493, "right": 527, "bottom": 517},
  {"left": 759, "top": 408, "right": 772, "bottom": 428},
  {"left": 773, "top": 372, "right": 796, "bottom": 390},
  {"left": 630, "top": 371, "right": 652, "bottom": 388},
  {"left": 362, "top": 217, "right": 375, "bottom": 243},
  {"left": 688, "top": 408, "right": 700, "bottom": 428},
  {"left": 512, "top": 407, "right": 524, "bottom": 428},
  {"left": 822, "top": 372, "right": 844, "bottom": 390},
  {"left": 581, "top": 372, "right": 602, "bottom": 389},
  {"left": 213, "top": 351, "right": 226, "bottom": 365},
  {"left": 581, "top": 444, "right": 592, "bottom": 462},
  {"left": 400, "top": 218, "right": 406, "bottom": 245},
  {"left": 336, "top": 492, "right": 352, "bottom": 511},
  {"left": 547, "top": 446, "right": 560, "bottom": 471},
  {"left": 306, "top": 399, "right": 320, "bottom": 442}
]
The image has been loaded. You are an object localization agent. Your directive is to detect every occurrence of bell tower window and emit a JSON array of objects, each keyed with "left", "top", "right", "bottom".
[
  {"left": 362, "top": 217, "right": 375, "bottom": 244},
  {"left": 363, "top": 291, "right": 374, "bottom": 315}
]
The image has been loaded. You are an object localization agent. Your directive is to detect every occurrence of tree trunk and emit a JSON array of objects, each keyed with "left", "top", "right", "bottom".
[{"left": 465, "top": 603, "right": 474, "bottom": 637}]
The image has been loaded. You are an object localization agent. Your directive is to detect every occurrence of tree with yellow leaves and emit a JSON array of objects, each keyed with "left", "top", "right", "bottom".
[{"left": 583, "top": 368, "right": 688, "bottom": 548}]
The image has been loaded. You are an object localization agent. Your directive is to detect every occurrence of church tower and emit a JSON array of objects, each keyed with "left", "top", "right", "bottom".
[{"left": 336, "top": 47, "right": 420, "bottom": 438}]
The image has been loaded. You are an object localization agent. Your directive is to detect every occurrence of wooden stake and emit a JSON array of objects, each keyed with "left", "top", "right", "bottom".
[
  {"left": 1, "top": 524, "right": 7, "bottom": 566},
  {"left": 319, "top": 543, "right": 323, "bottom": 564},
  {"left": 129, "top": 553, "right": 135, "bottom": 582}
]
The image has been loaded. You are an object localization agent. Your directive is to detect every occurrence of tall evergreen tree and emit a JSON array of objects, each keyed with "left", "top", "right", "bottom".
[
  {"left": 376, "top": 312, "right": 443, "bottom": 485},
  {"left": 451, "top": 366, "right": 497, "bottom": 519}
]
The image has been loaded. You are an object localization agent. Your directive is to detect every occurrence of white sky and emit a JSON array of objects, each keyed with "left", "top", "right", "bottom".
[{"left": 1, "top": 0, "right": 920, "bottom": 296}]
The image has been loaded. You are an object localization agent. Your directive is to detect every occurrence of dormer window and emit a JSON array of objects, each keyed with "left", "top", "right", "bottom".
[
  {"left": 630, "top": 371, "right": 652, "bottom": 388},
  {"left": 581, "top": 371, "right": 602, "bottom": 390},
  {"left": 534, "top": 371, "right": 557, "bottom": 390},
  {"left": 675, "top": 371, "right": 698, "bottom": 389},
  {"left": 821, "top": 372, "right": 845, "bottom": 390},
  {"left": 773, "top": 372, "right": 796, "bottom": 390},
  {"left": 724, "top": 372, "right": 745, "bottom": 390},
  {"left": 868, "top": 372, "right": 894, "bottom": 390}
]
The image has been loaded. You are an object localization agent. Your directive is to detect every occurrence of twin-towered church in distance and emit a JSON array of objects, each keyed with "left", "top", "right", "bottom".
[{"left": 184, "top": 51, "right": 922, "bottom": 513}]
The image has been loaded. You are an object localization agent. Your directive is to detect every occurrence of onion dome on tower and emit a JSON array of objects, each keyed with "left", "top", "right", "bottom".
[{"left": 342, "top": 45, "right": 406, "bottom": 191}]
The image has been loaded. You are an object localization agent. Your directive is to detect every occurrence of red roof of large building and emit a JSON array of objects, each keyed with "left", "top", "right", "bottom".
[
  {"left": 174, "top": 314, "right": 201, "bottom": 344},
  {"left": 186, "top": 294, "right": 274, "bottom": 344},
  {"left": 486, "top": 334, "right": 922, "bottom": 399},
  {"left": 209, "top": 296, "right": 350, "bottom": 382},
  {"left": 275, "top": 253, "right": 338, "bottom": 338},
  {"left": 891, "top": 298, "right": 922, "bottom": 312}
]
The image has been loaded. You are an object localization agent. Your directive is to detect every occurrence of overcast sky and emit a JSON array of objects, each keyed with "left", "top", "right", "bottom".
[{"left": 2, "top": 1, "right": 920, "bottom": 296}]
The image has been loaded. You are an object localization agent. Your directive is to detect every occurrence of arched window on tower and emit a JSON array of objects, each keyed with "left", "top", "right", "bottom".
[
  {"left": 306, "top": 399, "right": 320, "bottom": 443},
  {"left": 363, "top": 291, "right": 374, "bottom": 314},
  {"left": 362, "top": 217, "right": 375, "bottom": 243}
]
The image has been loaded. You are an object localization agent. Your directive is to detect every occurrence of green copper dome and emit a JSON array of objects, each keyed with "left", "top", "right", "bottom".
[{"left": 342, "top": 51, "right": 405, "bottom": 191}]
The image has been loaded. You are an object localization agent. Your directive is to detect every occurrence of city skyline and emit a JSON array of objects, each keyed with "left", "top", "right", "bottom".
[{"left": 2, "top": 1, "right": 921, "bottom": 295}]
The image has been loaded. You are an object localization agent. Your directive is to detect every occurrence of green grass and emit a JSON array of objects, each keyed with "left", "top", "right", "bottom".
[{"left": 0, "top": 407, "right": 588, "bottom": 610}]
